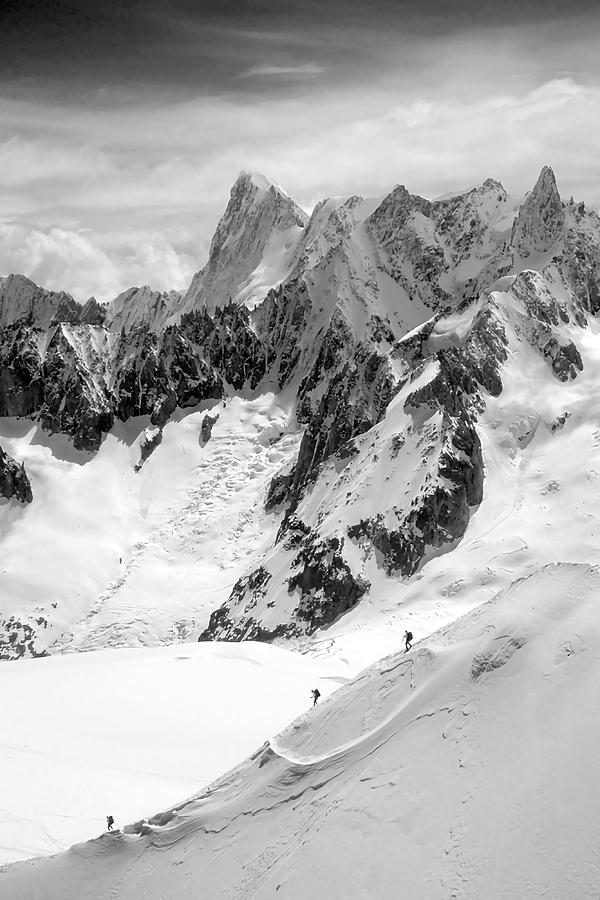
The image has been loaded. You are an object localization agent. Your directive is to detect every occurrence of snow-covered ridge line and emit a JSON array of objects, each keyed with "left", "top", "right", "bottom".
[{"left": 4, "top": 563, "right": 599, "bottom": 898}]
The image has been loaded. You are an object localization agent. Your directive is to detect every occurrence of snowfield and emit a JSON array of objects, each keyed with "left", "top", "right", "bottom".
[
  {"left": 3, "top": 563, "right": 599, "bottom": 898},
  {"left": 0, "top": 392, "right": 300, "bottom": 652},
  {"left": 0, "top": 641, "right": 349, "bottom": 865}
]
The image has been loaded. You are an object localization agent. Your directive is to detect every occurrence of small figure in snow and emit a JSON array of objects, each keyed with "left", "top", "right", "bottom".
[
  {"left": 311, "top": 688, "right": 321, "bottom": 706},
  {"left": 107, "top": 815, "right": 115, "bottom": 832},
  {"left": 404, "top": 630, "right": 413, "bottom": 652}
]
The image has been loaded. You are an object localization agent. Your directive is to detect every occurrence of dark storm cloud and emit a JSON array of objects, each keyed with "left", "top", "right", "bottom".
[{"left": 1, "top": 0, "right": 598, "bottom": 97}]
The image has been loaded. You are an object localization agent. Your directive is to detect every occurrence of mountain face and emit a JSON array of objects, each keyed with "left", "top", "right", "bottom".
[
  {"left": 104, "top": 285, "right": 182, "bottom": 333},
  {"left": 1, "top": 166, "right": 600, "bottom": 659},
  {"left": 176, "top": 172, "right": 308, "bottom": 319},
  {"left": 511, "top": 164, "right": 565, "bottom": 256},
  {"left": 0, "top": 443, "right": 32, "bottom": 503},
  {"left": 0, "top": 274, "right": 105, "bottom": 329}
]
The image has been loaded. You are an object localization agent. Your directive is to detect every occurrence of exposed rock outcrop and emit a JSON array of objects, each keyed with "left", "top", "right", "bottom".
[
  {"left": 0, "top": 444, "right": 33, "bottom": 503},
  {"left": 200, "top": 413, "right": 219, "bottom": 445},
  {"left": 511, "top": 165, "right": 565, "bottom": 256}
]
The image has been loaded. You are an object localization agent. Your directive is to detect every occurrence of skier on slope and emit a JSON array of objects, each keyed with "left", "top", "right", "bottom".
[
  {"left": 404, "top": 630, "right": 413, "bottom": 652},
  {"left": 311, "top": 688, "right": 321, "bottom": 706},
  {"left": 107, "top": 815, "right": 115, "bottom": 832}
]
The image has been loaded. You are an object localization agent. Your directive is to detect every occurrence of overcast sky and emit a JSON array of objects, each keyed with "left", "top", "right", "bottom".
[{"left": 1, "top": 0, "right": 599, "bottom": 300}]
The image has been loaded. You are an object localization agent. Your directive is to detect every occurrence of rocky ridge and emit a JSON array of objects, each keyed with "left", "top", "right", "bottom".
[{"left": 2, "top": 165, "right": 600, "bottom": 654}]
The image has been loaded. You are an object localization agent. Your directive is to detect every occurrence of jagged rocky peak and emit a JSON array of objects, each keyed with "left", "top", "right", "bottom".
[
  {"left": 511, "top": 165, "right": 565, "bottom": 256},
  {"left": 104, "top": 285, "right": 180, "bottom": 333},
  {"left": 432, "top": 177, "right": 509, "bottom": 222},
  {"left": 0, "top": 274, "right": 105, "bottom": 328},
  {"left": 206, "top": 170, "right": 307, "bottom": 266},
  {"left": 0, "top": 273, "right": 71, "bottom": 328},
  {"left": 180, "top": 171, "right": 308, "bottom": 317},
  {"left": 76, "top": 297, "right": 107, "bottom": 326},
  {"left": 367, "top": 183, "right": 431, "bottom": 234}
]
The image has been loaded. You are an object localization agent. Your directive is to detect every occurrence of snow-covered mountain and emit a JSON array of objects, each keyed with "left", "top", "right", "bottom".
[
  {"left": 1, "top": 165, "right": 600, "bottom": 660},
  {"left": 104, "top": 285, "right": 183, "bottom": 333},
  {"left": 3, "top": 163, "right": 600, "bottom": 893},
  {"left": 175, "top": 171, "right": 308, "bottom": 320},
  {"left": 0, "top": 273, "right": 105, "bottom": 329}
]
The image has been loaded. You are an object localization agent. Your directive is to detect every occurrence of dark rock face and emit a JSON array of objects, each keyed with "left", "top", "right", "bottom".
[
  {"left": 200, "top": 413, "right": 219, "bottom": 445},
  {"left": 135, "top": 428, "right": 163, "bottom": 471},
  {"left": 253, "top": 277, "right": 311, "bottom": 389},
  {"left": 292, "top": 349, "right": 396, "bottom": 493},
  {"left": 0, "top": 444, "right": 33, "bottom": 503},
  {"left": 0, "top": 322, "right": 45, "bottom": 417},
  {"left": 181, "top": 303, "right": 271, "bottom": 391},
  {"left": 271, "top": 316, "right": 400, "bottom": 505},
  {"left": 0, "top": 615, "right": 49, "bottom": 660},
  {"left": 0, "top": 320, "right": 227, "bottom": 451},
  {"left": 40, "top": 326, "right": 114, "bottom": 450},
  {"left": 287, "top": 533, "right": 370, "bottom": 632},
  {"left": 202, "top": 530, "right": 370, "bottom": 641},
  {"left": 199, "top": 566, "right": 282, "bottom": 641},
  {"left": 405, "top": 304, "right": 509, "bottom": 416},
  {"left": 349, "top": 413, "right": 483, "bottom": 576}
]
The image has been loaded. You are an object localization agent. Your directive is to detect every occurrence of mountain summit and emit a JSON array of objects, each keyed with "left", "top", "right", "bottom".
[
  {"left": 178, "top": 171, "right": 308, "bottom": 318},
  {"left": 511, "top": 164, "right": 565, "bottom": 255}
]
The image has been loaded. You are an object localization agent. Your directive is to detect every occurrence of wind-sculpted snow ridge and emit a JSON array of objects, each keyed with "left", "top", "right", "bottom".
[
  {"left": 2, "top": 165, "right": 600, "bottom": 656},
  {"left": 4, "top": 563, "right": 600, "bottom": 898}
]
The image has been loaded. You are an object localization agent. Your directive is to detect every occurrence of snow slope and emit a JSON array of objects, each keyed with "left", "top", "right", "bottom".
[
  {"left": 0, "top": 393, "right": 300, "bottom": 653},
  {"left": 4, "top": 563, "right": 599, "bottom": 898},
  {"left": 0, "top": 641, "right": 349, "bottom": 865}
]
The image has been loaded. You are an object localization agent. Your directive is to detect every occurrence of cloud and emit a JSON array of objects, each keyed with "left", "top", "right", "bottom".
[
  {"left": 239, "top": 63, "right": 325, "bottom": 79},
  {"left": 1, "top": 28, "right": 600, "bottom": 304},
  {"left": 0, "top": 222, "right": 198, "bottom": 301}
]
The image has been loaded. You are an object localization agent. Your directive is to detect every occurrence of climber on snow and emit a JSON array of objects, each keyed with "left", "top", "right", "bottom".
[
  {"left": 311, "top": 688, "right": 321, "bottom": 706},
  {"left": 404, "top": 630, "right": 413, "bottom": 652},
  {"left": 107, "top": 815, "right": 115, "bottom": 832}
]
